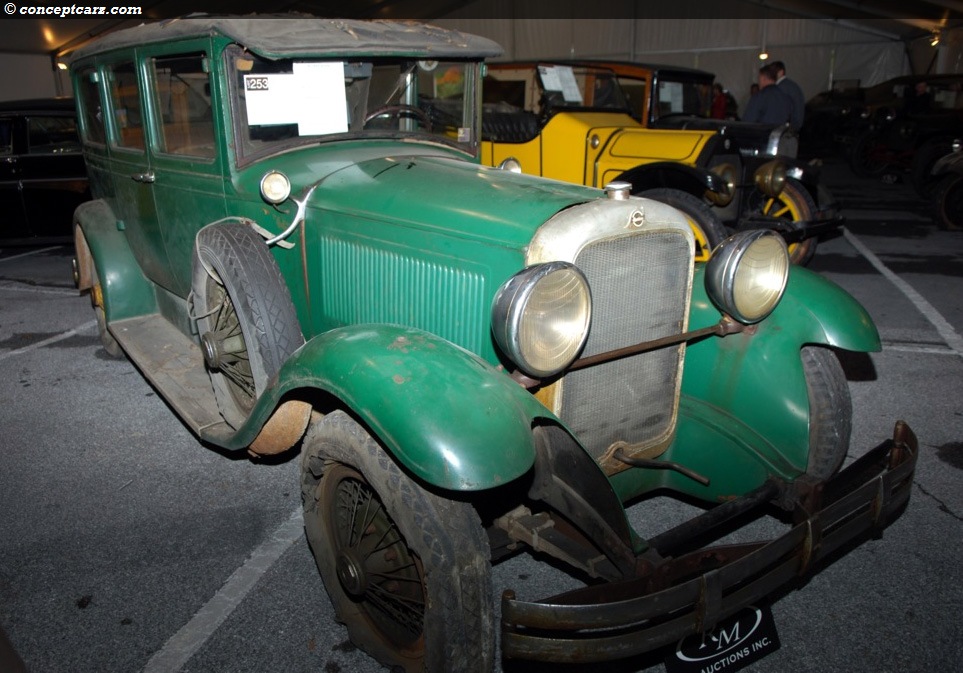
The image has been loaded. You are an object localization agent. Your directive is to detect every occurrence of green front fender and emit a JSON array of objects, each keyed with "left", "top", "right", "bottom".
[
  {"left": 614, "top": 264, "right": 880, "bottom": 503},
  {"left": 208, "top": 325, "right": 549, "bottom": 491}
]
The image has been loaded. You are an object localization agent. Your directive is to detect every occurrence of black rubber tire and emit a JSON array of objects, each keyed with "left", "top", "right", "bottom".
[
  {"left": 910, "top": 138, "right": 952, "bottom": 199},
  {"left": 300, "top": 411, "right": 494, "bottom": 673},
  {"left": 802, "top": 346, "right": 852, "bottom": 481},
  {"left": 933, "top": 173, "right": 963, "bottom": 231},
  {"left": 751, "top": 178, "right": 819, "bottom": 266},
  {"left": 638, "top": 188, "right": 729, "bottom": 262},
  {"left": 74, "top": 226, "right": 124, "bottom": 359},
  {"left": 192, "top": 223, "right": 304, "bottom": 428},
  {"left": 849, "top": 131, "right": 888, "bottom": 178}
]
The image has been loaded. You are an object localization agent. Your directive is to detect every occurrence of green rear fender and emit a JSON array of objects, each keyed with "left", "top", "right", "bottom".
[
  {"left": 621, "top": 265, "right": 880, "bottom": 502},
  {"left": 213, "top": 325, "right": 549, "bottom": 491},
  {"left": 74, "top": 200, "right": 156, "bottom": 321}
]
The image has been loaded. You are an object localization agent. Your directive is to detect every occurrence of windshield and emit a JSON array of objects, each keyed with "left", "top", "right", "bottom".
[
  {"left": 653, "top": 77, "right": 713, "bottom": 120},
  {"left": 534, "top": 64, "right": 630, "bottom": 113},
  {"left": 227, "top": 46, "right": 481, "bottom": 164}
]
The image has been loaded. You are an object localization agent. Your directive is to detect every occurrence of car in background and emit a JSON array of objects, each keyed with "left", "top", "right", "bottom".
[
  {"left": 592, "top": 60, "right": 844, "bottom": 248},
  {"left": 0, "top": 97, "right": 89, "bottom": 243},
  {"left": 800, "top": 78, "right": 866, "bottom": 155},
  {"left": 69, "top": 17, "right": 916, "bottom": 673},
  {"left": 482, "top": 61, "right": 835, "bottom": 265},
  {"left": 930, "top": 139, "right": 963, "bottom": 230},
  {"left": 845, "top": 74, "right": 963, "bottom": 195}
]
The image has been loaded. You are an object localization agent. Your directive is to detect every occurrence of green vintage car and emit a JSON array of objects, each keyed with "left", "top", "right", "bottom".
[{"left": 69, "top": 17, "right": 916, "bottom": 673}]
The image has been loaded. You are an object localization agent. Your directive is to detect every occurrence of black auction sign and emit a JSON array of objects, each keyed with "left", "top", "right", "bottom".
[{"left": 665, "top": 605, "right": 781, "bottom": 673}]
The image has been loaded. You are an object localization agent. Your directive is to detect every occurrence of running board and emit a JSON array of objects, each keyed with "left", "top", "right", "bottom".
[{"left": 109, "top": 314, "right": 232, "bottom": 437}]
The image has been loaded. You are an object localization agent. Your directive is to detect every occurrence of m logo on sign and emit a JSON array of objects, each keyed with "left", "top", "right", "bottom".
[{"left": 665, "top": 605, "right": 781, "bottom": 673}]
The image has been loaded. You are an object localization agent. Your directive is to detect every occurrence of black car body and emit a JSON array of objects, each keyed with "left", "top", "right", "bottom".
[{"left": 0, "top": 97, "right": 89, "bottom": 243}]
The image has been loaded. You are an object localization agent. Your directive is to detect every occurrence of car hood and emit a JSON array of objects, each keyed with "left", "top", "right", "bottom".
[
  {"left": 651, "top": 116, "right": 779, "bottom": 153},
  {"left": 271, "top": 144, "right": 602, "bottom": 249}
]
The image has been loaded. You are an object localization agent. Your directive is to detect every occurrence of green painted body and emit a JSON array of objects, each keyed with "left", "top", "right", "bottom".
[
  {"left": 610, "top": 264, "right": 880, "bottom": 503},
  {"left": 207, "top": 324, "right": 550, "bottom": 490},
  {"left": 72, "top": 23, "right": 882, "bottom": 503}
]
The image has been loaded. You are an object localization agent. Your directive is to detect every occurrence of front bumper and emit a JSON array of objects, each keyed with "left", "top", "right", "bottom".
[{"left": 501, "top": 421, "right": 917, "bottom": 663}]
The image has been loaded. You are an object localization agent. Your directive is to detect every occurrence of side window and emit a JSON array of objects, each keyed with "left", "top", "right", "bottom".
[
  {"left": 107, "top": 62, "right": 145, "bottom": 150},
  {"left": 617, "top": 77, "right": 647, "bottom": 119},
  {"left": 76, "top": 69, "right": 106, "bottom": 144},
  {"left": 0, "top": 119, "right": 12, "bottom": 156},
  {"left": 27, "top": 116, "right": 81, "bottom": 154},
  {"left": 151, "top": 54, "right": 215, "bottom": 158}
]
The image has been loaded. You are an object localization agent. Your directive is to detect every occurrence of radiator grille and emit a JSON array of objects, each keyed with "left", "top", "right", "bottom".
[
  {"left": 318, "top": 237, "right": 485, "bottom": 353},
  {"left": 560, "top": 230, "right": 690, "bottom": 459}
]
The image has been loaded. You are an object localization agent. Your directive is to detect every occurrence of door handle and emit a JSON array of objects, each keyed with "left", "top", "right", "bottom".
[{"left": 131, "top": 171, "right": 155, "bottom": 183}]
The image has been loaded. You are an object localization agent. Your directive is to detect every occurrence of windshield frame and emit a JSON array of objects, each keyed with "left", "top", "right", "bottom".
[
  {"left": 533, "top": 63, "right": 633, "bottom": 115},
  {"left": 225, "top": 45, "right": 484, "bottom": 168},
  {"left": 651, "top": 72, "right": 715, "bottom": 123}
]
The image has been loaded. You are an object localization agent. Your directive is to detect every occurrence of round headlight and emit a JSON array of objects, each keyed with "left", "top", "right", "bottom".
[
  {"left": 492, "top": 262, "right": 592, "bottom": 378},
  {"left": 260, "top": 171, "right": 291, "bottom": 204},
  {"left": 498, "top": 157, "right": 523, "bottom": 173},
  {"left": 706, "top": 163, "right": 737, "bottom": 206},
  {"left": 705, "top": 230, "right": 789, "bottom": 324},
  {"left": 753, "top": 159, "right": 787, "bottom": 197}
]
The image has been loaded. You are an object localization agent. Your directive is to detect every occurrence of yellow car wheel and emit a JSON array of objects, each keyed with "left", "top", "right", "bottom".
[
  {"left": 639, "top": 188, "right": 728, "bottom": 263},
  {"left": 756, "top": 178, "right": 818, "bottom": 266}
]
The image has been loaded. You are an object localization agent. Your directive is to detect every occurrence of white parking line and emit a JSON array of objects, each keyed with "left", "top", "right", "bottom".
[
  {"left": 141, "top": 508, "right": 304, "bottom": 673},
  {"left": 0, "top": 279, "right": 78, "bottom": 296},
  {"left": 0, "top": 246, "right": 64, "bottom": 263},
  {"left": 0, "top": 320, "right": 97, "bottom": 363},
  {"left": 844, "top": 227, "right": 963, "bottom": 360}
]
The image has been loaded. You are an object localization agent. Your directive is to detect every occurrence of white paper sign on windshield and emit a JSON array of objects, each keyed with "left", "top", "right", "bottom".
[
  {"left": 539, "top": 65, "right": 583, "bottom": 104},
  {"left": 244, "top": 61, "right": 348, "bottom": 136}
]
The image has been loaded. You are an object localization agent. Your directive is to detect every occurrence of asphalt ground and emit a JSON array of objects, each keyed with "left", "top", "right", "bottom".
[{"left": 1, "top": 159, "right": 961, "bottom": 673}]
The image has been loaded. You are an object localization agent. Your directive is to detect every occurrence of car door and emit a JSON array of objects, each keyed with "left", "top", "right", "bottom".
[
  {"left": 0, "top": 114, "right": 29, "bottom": 239},
  {"left": 102, "top": 57, "right": 176, "bottom": 291},
  {"left": 142, "top": 46, "right": 226, "bottom": 298},
  {"left": 19, "top": 112, "right": 89, "bottom": 239}
]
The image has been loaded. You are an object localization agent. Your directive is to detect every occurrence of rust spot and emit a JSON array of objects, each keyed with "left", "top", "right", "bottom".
[
  {"left": 392, "top": 374, "right": 409, "bottom": 385},
  {"left": 248, "top": 400, "right": 312, "bottom": 456},
  {"left": 387, "top": 336, "right": 411, "bottom": 353}
]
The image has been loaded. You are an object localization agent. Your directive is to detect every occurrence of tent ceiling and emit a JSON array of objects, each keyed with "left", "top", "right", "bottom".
[{"left": 1, "top": 0, "right": 960, "bottom": 59}]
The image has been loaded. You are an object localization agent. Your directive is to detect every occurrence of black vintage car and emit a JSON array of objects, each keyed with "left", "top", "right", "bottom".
[
  {"left": 0, "top": 97, "right": 89, "bottom": 243},
  {"left": 930, "top": 140, "right": 963, "bottom": 230},
  {"left": 822, "top": 75, "right": 963, "bottom": 195}
]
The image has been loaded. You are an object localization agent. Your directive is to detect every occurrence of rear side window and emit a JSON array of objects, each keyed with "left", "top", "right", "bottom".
[
  {"left": 27, "top": 116, "right": 81, "bottom": 154},
  {"left": 76, "top": 69, "right": 106, "bottom": 145},
  {"left": 151, "top": 54, "right": 215, "bottom": 158},
  {"left": 107, "top": 62, "right": 145, "bottom": 150}
]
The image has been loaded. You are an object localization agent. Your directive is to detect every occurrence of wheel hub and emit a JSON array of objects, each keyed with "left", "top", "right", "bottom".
[
  {"left": 200, "top": 330, "right": 245, "bottom": 371},
  {"left": 336, "top": 548, "right": 368, "bottom": 598},
  {"left": 200, "top": 332, "right": 220, "bottom": 370}
]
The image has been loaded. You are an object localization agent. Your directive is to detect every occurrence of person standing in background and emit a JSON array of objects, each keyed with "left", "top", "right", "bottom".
[
  {"left": 711, "top": 83, "right": 728, "bottom": 119},
  {"left": 742, "top": 63, "right": 793, "bottom": 126},
  {"left": 771, "top": 60, "right": 805, "bottom": 131}
]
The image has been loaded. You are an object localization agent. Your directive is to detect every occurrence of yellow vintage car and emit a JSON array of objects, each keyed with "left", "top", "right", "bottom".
[{"left": 481, "top": 62, "right": 834, "bottom": 263}]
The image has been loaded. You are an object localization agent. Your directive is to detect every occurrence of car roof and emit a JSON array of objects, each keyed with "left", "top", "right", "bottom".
[
  {"left": 68, "top": 16, "right": 502, "bottom": 63},
  {"left": 579, "top": 60, "right": 715, "bottom": 81},
  {"left": 488, "top": 59, "right": 715, "bottom": 81},
  {"left": 0, "top": 97, "right": 77, "bottom": 115}
]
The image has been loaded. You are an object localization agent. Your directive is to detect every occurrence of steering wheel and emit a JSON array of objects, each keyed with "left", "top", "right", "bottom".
[{"left": 363, "top": 104, "right": 432, "bottom": 131}]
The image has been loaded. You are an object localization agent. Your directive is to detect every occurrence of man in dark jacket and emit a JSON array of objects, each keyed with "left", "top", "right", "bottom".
[
  {"left": 743, "top": 63, "right": 793, "bottom": 126},
  {"left": 772, "top": 60, "right": 805, "bottom": 131}
]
